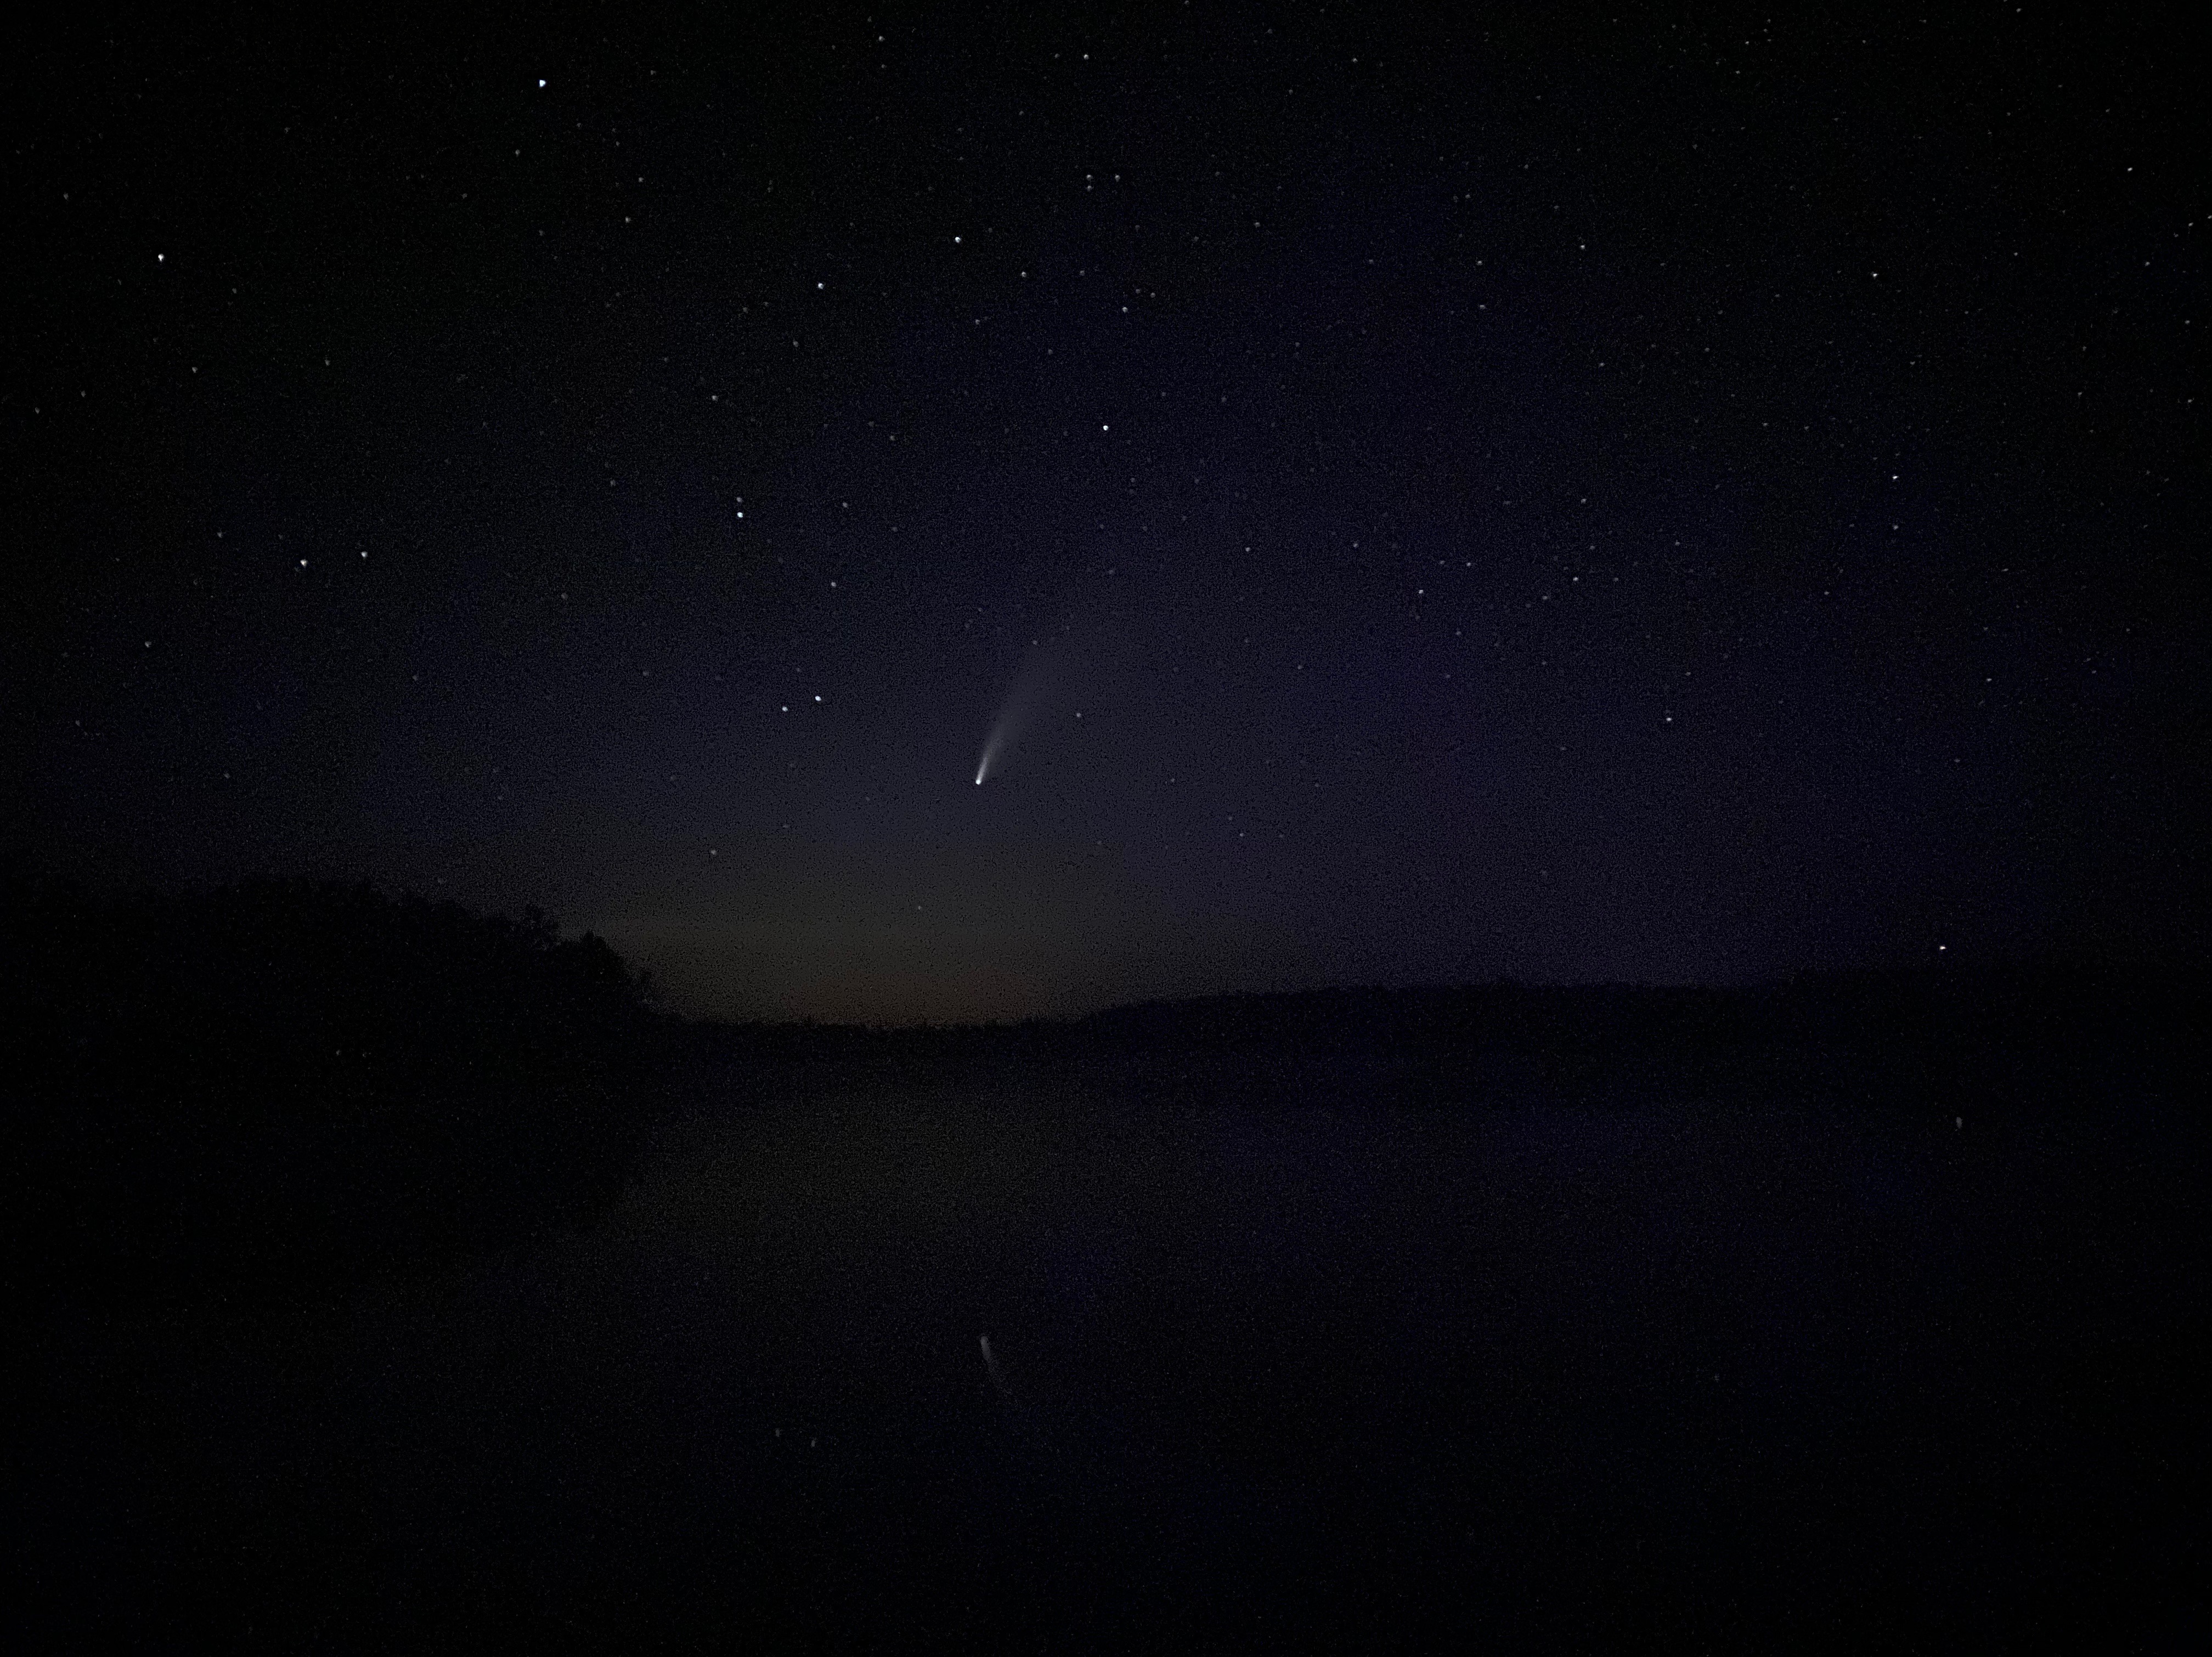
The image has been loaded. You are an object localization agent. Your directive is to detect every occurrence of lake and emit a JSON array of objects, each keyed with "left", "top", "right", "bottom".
[{"left": 29, "top": 1061, "right": 2199, "bottom": 1648}]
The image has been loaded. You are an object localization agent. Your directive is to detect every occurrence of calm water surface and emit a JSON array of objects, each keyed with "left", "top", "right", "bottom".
[{"left": 45, "top": 1072, "right": 2200, "bottom": 1648}]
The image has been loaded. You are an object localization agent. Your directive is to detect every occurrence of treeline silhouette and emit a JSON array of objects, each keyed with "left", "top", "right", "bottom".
[
  {"left": 3, "top": 878, "right": 667, "bottom": 1314},
  {"left": 690, "top": 958, "right": 2199, "bottom": 1114},
  {"left": 9, "top": 866, "right": 2192, "bottom": 1318}
]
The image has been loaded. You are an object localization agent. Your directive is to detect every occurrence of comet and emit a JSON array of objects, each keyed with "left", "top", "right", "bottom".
[
  {"left": 972, "top": 647, "right": 1051, "bottom": 785},
  {"left": 972, "top": 583, "right": 1114, "bottom": 784},
  {"left": 972, "top": 716, "right": 1012, "bottom": 785},
  {"left": 979, "top": 1333, "right": 1015, "bottom": 1402}
]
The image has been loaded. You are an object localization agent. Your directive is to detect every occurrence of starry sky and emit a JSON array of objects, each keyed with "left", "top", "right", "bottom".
[{"left": 6, "top": 5, "right": 2202, "bottom": 1022}]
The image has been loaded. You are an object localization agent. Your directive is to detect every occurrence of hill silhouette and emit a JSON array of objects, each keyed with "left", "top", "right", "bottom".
[{"left": 682, "top": 955, "right": 2199, "bottom": 1120}]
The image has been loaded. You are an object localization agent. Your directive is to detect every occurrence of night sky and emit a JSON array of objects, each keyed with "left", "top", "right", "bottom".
[{"left": 7, "top": 6, "right": 2202, "bottom": 1022}]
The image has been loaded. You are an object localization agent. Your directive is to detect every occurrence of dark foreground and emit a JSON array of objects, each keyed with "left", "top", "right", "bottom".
[{"left": 19, "top": 993, "right": 2205, "bottom": 1652}]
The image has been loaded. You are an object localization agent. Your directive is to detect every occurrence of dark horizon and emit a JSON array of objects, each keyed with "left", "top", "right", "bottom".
[
  {"left": 8, "top": 861, "right": 2200, "bottom": 1036},
  {"left": 7, "top": 6, "right": 2202, "bottom": 1022},
  {"left": 11, "top": 870, "right": 2199, "bottom": 1650}
]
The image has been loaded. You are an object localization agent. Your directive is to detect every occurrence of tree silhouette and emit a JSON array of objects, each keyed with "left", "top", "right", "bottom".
[{"left": 3, "top": 877, "right": 667, "bottom": 1313}]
